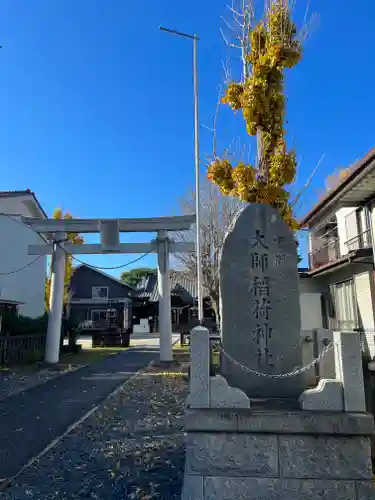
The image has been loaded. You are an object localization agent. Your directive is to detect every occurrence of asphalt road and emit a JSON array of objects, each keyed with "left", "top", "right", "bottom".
[{"left": 0, "top": 347, "right": 157, "bottom": 480}]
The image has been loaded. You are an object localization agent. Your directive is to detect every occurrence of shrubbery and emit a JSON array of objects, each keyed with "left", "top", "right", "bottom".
[{"left": 1, "top": 312, "right": 49, "bottom": 335}]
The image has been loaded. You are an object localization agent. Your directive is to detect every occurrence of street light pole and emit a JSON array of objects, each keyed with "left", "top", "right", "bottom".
[{"left": 160, "top": 26, "right": 204, "bottom": 324}]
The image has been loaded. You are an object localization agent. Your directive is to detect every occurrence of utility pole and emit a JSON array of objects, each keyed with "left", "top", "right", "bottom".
[{"left": 159, "top": 26, "right": 204, "bottom": 324}]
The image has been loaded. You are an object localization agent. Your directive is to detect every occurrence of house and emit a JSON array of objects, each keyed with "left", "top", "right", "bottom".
[
  {"left": 300, "top": 146, "right": 375, "bottom": 356},
  {"left": 0, "top": 298, "right": 23, "bottom": 321},
  {"left": 0, "top": 190, "right": 47, "bottom": 318},
  {"left": 132, "top": 271, "right": 214, "bottom": 331},
  {"left": 67, "top": 265, "right": 214, "bottom": 333},
  {"left": 68, "top": 264, "right": 133, "bottom": 330}
]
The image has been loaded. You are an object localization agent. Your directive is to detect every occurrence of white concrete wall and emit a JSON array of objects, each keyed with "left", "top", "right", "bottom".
[
  {"left": 308, "top": 232, "right": 312, "bottom": 254},
  {"left": 354, "top": 272, "right": 375, "bottom": 331},
  {"left": 300, "top": 293, "right": 323, "bottom": 330},
  {"left": 0, "top": 198, "right": 47, "bottom": 318},
  {"left": 354, "top": 271, "right": 375, "bottom": 358},
  {"left": 299, "top": 276, "right": 324, "bottom": 294},
  {"left": 299, "top": 275, "right": 324, "bottom": 330},
  {"left": 336, "top": 207, "right": 359, "bottom": 256}
]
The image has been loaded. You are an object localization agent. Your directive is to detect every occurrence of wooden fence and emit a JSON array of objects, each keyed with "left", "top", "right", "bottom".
[{"left": 0, "top": 333, "right": 46, "bottom": 367}]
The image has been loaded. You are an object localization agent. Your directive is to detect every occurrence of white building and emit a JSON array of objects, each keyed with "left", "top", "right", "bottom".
[
  {"left": 0, "top": 190, "right": 47, "bottom": 318},
  {"left": 300, "top": 147, "right": 375, "bottom": 356}
]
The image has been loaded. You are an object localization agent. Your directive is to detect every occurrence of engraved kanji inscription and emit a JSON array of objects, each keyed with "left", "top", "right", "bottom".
[
  {"left": 273, "top": 235, "right": 285, "bottom": 246},
  {"left": 251, "top": 297, "right": 272, "bottom": 320},
  {"left": 275, "top": 254, "right": 287, "bottom": 267},
  {"left": 251, "top": 229, "right": 268, "bottom": 249},
  {"left": 256, "top": 345, "right": 274, "bottom": 368},
  {"left": 249, "top": 253, "right": 268, "bottom": 272},
  {"left": 264, "top": 347, "right": 274, "bottom": 367},
  {"left": 249, "top": 277, "right": 270, "bottom": 297},
  {"left": 252, "top": 323, "right": 273, "bottom": 344}
]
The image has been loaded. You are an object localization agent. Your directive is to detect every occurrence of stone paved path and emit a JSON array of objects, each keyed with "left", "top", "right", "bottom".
[{"left": 0, "top": 347, "right": 156, "bottom": 481}]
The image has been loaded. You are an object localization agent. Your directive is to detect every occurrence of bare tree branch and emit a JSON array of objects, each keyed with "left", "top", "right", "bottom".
[
  {"left": 291, "top": 153, "right": 325, "bottom": 208},
  {"left": 173, "top": 177, "right": 244, "bottom": 318},
  {"left": 212, "top": 89, "right": 222, "bottom": 159},
  {"left": 227, "top": 5, "right": 245, "bottom": 18},
  {"left": 220, "top": 15, "right": 238, "bottom": 32},
  {"left": 221, "top": 58, "right": 232, "bottom": 84}
]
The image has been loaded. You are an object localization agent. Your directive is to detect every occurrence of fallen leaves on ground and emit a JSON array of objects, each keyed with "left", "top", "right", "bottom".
[
  {"left": 3, "top": 358, "right": 189, "bottom": 499},
  {"left": 0, "top": 364, "right": 85, "bottom": 401}
]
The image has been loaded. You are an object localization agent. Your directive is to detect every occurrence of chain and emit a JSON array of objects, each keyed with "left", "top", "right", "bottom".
[
  {"left": 211, "top": 330, "right": 307, "bottom": 366},
  {"left": 212, "top": 340, "right": 336, "bottom": 379}
]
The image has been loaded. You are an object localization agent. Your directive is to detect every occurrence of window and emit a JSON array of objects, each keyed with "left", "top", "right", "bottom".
[
  {"left": 91, "top": 310, "right": 107, "bottom": 323},
  {"left": 92, "top": 286, "right": 108, "bottom": 299},
  {"left": 330, "top": 280, "right": 358, "bottom": 330}
]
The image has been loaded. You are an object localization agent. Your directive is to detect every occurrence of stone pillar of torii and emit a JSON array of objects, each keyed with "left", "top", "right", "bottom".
[{"left": 22, "top": 215, "right": 196, "bottom": 364}]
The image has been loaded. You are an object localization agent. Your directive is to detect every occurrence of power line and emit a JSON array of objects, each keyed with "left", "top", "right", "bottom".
[
  {"left": 69, "top": 250, "right": 154, "bottom": 271},
  {"left": 0, "top": 213, "right": 46, "bottom": 275},
  {"left": 0, "top": 255, "right": 43, "bottom": 275},
  {"left": 0, "top": 248, "right": 152, "bottom": 277}
]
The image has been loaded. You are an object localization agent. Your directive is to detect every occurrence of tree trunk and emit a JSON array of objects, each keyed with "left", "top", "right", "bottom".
[{"left": 257, "top": 128, "right": 269, "bottom": 183}]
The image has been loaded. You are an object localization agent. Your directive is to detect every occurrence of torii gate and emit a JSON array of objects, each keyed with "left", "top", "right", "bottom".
[{"left": 22, "top": 215, "right": 196, "bottom": 364}]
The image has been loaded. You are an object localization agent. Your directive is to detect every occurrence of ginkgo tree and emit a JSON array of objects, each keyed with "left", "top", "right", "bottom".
[
  {"left": 45, "top": 208, "right": 84, "bottom": 311},
  {"left": 208, "top": 0, "right": 308, "bottom": 231}
]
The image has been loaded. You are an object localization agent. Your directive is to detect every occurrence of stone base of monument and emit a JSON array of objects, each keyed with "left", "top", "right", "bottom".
[
  {"left": 182, "top": 408, "right": 374, "bottom": 500},
  {"left": 185, "top": 326, "right": 375, "bottom": 499},
  {"left": 250, "top": 397, "right": 301, "bottom": 410}
]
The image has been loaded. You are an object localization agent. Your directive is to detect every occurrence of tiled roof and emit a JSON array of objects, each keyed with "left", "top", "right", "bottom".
[
  {"left": 0, "top": 189, "right": 47, "bottom": 218},
  {"left": 135, "top": 269, "right": 310, "bottom": 303},
  {"left": 0, "top": 298, "right": 24, "bottom": 305},
  {"left": 0, "top": 190, "right": 33, "bottom": 196},
  {"left": 72, "top": 264, "right": 136, "bottom": 290},
  {"left": 299, "top": 146, "right": 375, "bottom": 226},
  {"left": 135, "top": 271, "right": 209, "bottom": 303}
]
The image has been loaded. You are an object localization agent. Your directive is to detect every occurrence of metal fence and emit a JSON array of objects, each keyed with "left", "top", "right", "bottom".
[
  {"left": 308, "top": 237, "right": 340, "bottom": 270},
  {"left": 0, "top": 333, "right": 46, "bottom": 368},
  {"left": 345, "top": 229, "right": 372, "bottom": 252}
]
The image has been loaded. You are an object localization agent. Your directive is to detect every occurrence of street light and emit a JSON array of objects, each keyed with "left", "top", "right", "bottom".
[{"left": 160, "top": 26, "right": 204, "bottom": 324}]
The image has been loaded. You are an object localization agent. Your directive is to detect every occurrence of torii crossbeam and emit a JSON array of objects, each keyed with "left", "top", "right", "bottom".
[{"left": 22, "top": 215, "right": 196, "bottom": 364}]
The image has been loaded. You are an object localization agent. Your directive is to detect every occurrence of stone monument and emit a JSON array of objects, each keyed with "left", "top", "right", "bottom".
[
  {"left": 182, "top": 202, "right": 374, "bottom": 499},
  {"left": 220, "top": 203, "right": 305, "bottom": 398}
]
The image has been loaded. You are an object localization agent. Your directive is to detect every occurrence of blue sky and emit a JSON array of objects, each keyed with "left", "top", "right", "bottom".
[{"left": 1, "top": 0, "right": 375, "bottom": 274}]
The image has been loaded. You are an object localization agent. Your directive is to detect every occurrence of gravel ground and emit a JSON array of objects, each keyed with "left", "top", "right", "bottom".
[
  {"left": 2, "top": 362, "right": 188, "bottom": 500},
  {"left": 0, "top": 364, "right": 84, "bottom": 401}
]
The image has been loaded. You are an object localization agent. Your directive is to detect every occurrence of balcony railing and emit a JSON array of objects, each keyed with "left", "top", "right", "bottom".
[
  {"left": 345, "top": 229, "right": 372, "bottom": 252},
  {"left": 309, "top": 230, "right": 373, "bottom": 271},
  {"left": 309, "top": 237, "right": 340, "bottom": 270}
]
